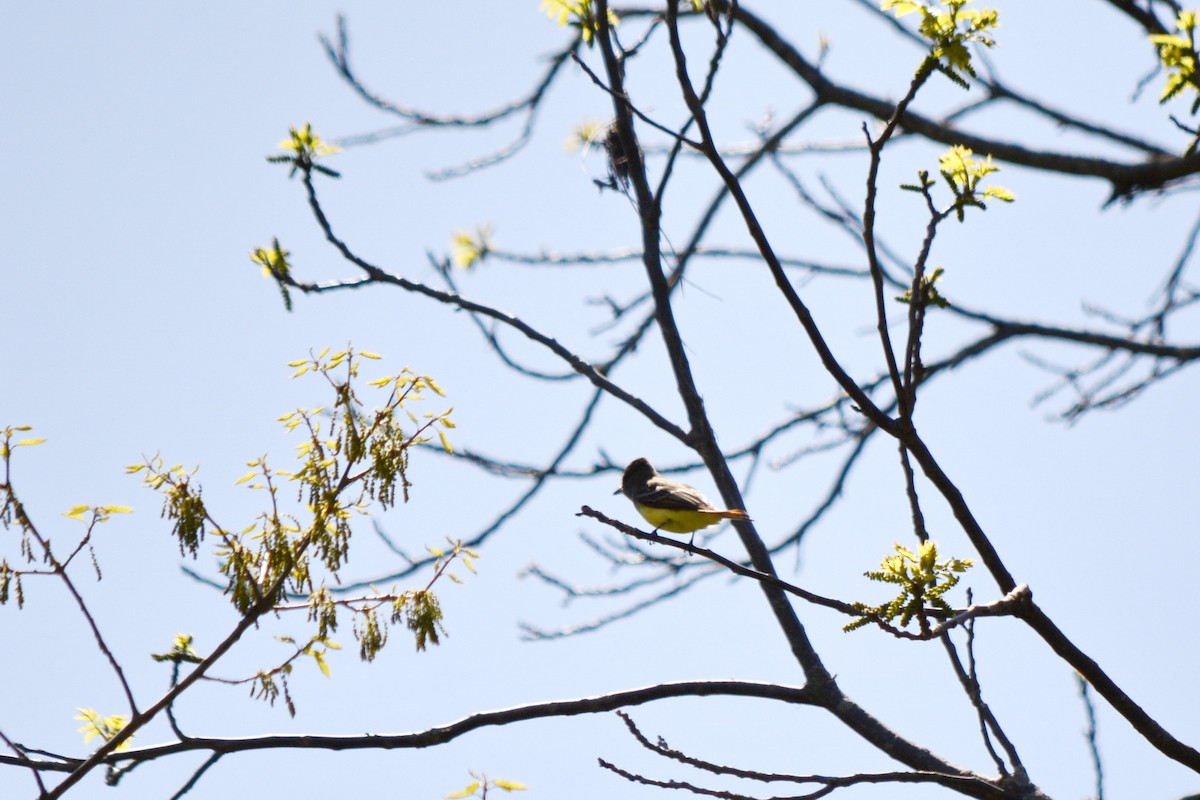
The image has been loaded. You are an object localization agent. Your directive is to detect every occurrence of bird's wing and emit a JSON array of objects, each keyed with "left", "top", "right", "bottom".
[{"left": 638, "top": 477, "right": 714, "bottom": 511}]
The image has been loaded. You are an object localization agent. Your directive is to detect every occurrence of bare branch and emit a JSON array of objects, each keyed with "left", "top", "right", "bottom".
[
  {"left": 1076, "top": 674, "right": 1106, "bottom": 800},
  {"left": 519, "top": 570, "right": 713, "bottom": 641},
  {"left": 0, "top": 727, "right": 48, "bottom": 795},
  {"left": 330, "top": 387, "right": 609, "bottom": 592},
  {"left": 321, "top": 15, "right": 578, "bottom": 178},
  {"left": 599, "top": 755, "right": 1012, "bottom": 800},
  {"left": 283, "top": 166, "right": 688, "bottom": 443},
  {"left": 938, "top": 607, "right": 1023, "bottom": 777},
  {"left": 33, "top": 681, "right": 821, "bottom": 771},
  {"left": 732, "top": 4, "right": 1200, "bottom": 200},
  {"left": 168, "top": 753, "right": 223, "bottom": 800}
]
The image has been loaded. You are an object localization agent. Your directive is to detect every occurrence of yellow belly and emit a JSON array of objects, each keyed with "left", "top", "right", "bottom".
[{"left": 634, "top": 503, "right": 727, "bottom": 534}]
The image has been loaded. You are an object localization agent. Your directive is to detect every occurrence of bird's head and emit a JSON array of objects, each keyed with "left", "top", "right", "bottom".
[{"left": 615, "top": 457, "right": 656, "bottom": 497}]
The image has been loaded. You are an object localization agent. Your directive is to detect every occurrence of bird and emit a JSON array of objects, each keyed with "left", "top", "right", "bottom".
[{"left": 614, "top": 457, "right": 750, "bottom": 544}]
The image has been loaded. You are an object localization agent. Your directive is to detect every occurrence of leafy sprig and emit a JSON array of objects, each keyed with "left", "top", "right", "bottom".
[
  {"left": 883, "top": 0, "right": 999, "bottom": 88},
  {"left": 250, "top": 238, "right": 294, "bottom": 311},
  {"left": 125, "top": 348, "right": 459, "bottom": 708},
  {"left": 447, "top": 771, "right": 528, "bottom": 799},
  {"left": 267, "top": 122, "right": 342, "bottom": 178},
  {"left": 1152, "top": 10, "right": 1200, "bottom": 111},
  {"left": 75, "top": 708, "right": 132, "bottom": 751},
  {"left": 451, "top": 225, "right": 495, "bottom": 269},
  {"left": 539, "top": 0, "right": 618, "bottom": 46},
  {"left": 903, "top": 145, "right": 1014, "bottom": 222},
  {"left": 845, "top": 541, "right": 974, "bottom": 632}
]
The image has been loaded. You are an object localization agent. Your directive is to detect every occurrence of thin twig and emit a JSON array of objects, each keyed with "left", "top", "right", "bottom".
[{"left": 1077, "top": 674, "right": 1105, "bottom": 800}]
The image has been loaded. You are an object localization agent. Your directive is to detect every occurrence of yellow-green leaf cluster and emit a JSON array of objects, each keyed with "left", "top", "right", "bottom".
[
  {"left": 492, "top": 780, "right": 528, "bottom": 792},
  {"left": 75, "top": 708, "right": 132, "bottom": 751},
  {"left": 241, "top": 350, "right": 451, "bottom": 605},
  {"left": 882, "top": 0, "right": 998, "bottom": 88},
  {"left": 0, "top": 426, "right": 43, "bottom": 606},
  {"left": 353, "top": 605, "right": 388, "bottom": 661},
  {"left": 402, "top": 590, "right": 446, "bottom": 652},
  {"left": 153, "top": 464, "right": 206, "bottom": 554},
  {"left": 250, "top": 238, "right": 294, "bottom": 311},
  {"left": 126, "top": 349, "right": 462, "bottom": 706},
  {"left": 308, "top": 586, "right": 339, "bottom": 640},
  {"left": 250, "top": 239, "right": 291, "bottom": 280},
  {"left": 130, "top": 459, "right": 207, "bottom": 559},
  {"left": 310, "top": 540, "right": 476, "bottom": 661},
  {"left": 563, "top": 119, "right": 605, "bottom": 153},
  {"left": 63, "top": 504, "right": 133, "bottom": 523},
  {"left": 151, "top": 633, "right": 204, "bottom": 664},
  {"left": 447, "top": 771, "right": 528, "bottom": 799},
  {"left": 303, "top": 637, "right": 340, "bottom": 678},
  {"left": 0, "top": 426, "right": 45, "bottom": 458},
  {"left": 238, "top": 634, "right": 343, "bottom": 717},
  {"left": 896, "top": 266, "right": 951, "bottom": 309},
  {"left": 845, "top": 540, "right": 974, "bottom": 632},
  {"left": 277, "top": 122, "right": 340, "bottom": 158},
  {"left": 936, "top": 145, "right": 1014, "bottom": 220},
  {"left": 451, "top": 225, "right": 494, "bottom": 269},
  {"left": 1151, "top": 10, "right": 1200, "bottom": 112},
  {"left": 267, "top": 122, "right": 342, "bottom": 178},
  {"left": 251, "top": 667, "right": 295, "bottom": 717},
  {"left": 0, "top": 560, "right": 21, "bottom": 608},
  {"left": 539, "top": 0, "right": 618, "bottom": 45}
]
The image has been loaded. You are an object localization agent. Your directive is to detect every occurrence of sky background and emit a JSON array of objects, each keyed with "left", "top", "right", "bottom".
[{"left": 3, "top": 2, "right": 1200, "bottom": 799}]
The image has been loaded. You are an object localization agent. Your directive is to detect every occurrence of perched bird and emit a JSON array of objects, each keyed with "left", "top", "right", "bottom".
[{"left": 614, "top": 457, "right": 750, "bottom": 543}]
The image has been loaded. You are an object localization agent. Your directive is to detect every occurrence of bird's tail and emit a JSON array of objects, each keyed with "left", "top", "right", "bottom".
[{"left": 712, "top": 508, "right": 751, "bottom": 521}]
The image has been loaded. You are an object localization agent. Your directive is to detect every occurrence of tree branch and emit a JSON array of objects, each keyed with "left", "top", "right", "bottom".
[{"left": 732, "top": 4, "right": 1200, "bottom": 200}]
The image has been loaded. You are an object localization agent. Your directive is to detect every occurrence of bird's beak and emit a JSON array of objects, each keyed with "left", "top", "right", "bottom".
[{"left": 613, "top": 487, "right": 622, "bottom": 496}]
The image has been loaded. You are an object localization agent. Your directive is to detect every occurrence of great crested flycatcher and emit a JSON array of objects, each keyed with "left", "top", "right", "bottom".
[{"left": 615, "top": 457, "right": 750, "bottom": 543}]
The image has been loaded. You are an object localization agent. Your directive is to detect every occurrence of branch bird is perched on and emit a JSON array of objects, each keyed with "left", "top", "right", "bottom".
[{"left": 615, "top": 458, "right": 750, "bottom": 544}]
